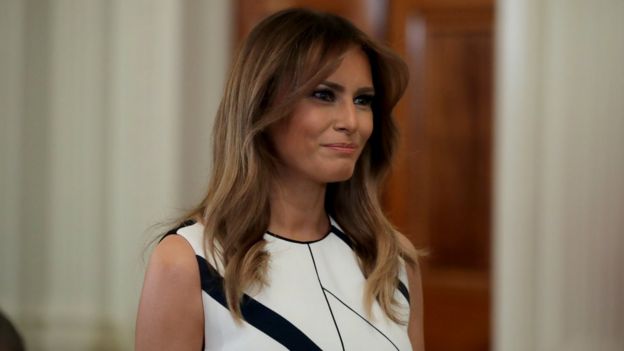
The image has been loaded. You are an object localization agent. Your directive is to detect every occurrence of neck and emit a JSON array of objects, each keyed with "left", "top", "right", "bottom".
[{"left": 268, "top": 172, "right": 330, "bottom": 242}]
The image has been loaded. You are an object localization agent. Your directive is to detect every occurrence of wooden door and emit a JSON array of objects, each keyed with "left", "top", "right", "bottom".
[
  {"left": 236, "top": 1, "right": 494, "bottom": 350},
  {"left": 386, "top": 1, "right": 494, "bottom": 350}
]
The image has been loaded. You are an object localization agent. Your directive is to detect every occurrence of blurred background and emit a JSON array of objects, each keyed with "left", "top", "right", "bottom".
[{"left": 0, "top": 0, "right": 622, "bottom": 350}]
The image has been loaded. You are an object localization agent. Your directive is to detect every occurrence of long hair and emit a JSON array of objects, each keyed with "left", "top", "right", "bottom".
[{"left": 179, "top": 8, "right": 419, "bottom": 323}]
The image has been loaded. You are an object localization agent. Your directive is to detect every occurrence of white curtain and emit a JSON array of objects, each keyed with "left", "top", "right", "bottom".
[
  {"left": 0, "top": 0, "right": 231, "bottom": 349},
  {"left": 494, "top": 0, "right": 624, "bottom": 350}
]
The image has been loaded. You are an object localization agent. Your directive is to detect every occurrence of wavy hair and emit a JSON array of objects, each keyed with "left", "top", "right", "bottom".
[{"left": 178, "top": 8, "right": 419, "bottom": 323}]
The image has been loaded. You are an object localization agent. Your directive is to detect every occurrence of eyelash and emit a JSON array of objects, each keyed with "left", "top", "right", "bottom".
[
  {"left": 354, "top": 94, "right": 374, "bottom": 107},
  {"left": 311, "top": 89, "right": 375, "bottom": 107},
  {"left": 312, "top": 89, "right": 335, "bottom": 102}
]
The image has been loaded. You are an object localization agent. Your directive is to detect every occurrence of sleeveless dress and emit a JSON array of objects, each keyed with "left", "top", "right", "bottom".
[{"left": 167, "top": 218, "right": 412, "bottom": 351}]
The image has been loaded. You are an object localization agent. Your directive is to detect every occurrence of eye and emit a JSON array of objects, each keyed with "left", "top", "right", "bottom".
[
  {"left": 311, "top": 89, "right": 335, "bottom": 102},
  {"left": 354, "top": 94, "right": 375, "bottom": 107}
]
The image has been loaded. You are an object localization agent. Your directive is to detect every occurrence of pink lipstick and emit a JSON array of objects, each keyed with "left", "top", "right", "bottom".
[{"left": 322, "top": 143, "right": 358, "bottom": 154}]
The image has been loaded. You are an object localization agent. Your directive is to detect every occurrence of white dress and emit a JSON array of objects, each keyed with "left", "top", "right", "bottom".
[{"left": 168, "top": 218, "right": 412, "bottom": 351}]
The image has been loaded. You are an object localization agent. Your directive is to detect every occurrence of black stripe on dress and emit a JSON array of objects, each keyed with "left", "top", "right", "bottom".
[
  {"left": 196, "top": 256, "right": 323, "bottom": 351},
  {"left": 397, "top": 280, "right": 410, "bottom": 304},
  {"left": 330, "top": 225, "right": 353, "bottom": 248}
]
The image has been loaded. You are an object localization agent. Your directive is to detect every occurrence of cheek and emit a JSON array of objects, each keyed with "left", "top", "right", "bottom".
[
  {"left": 361, "top": 114, "right": 374, "bottom": 142},
  {"left": 267, "top": 122, "right": 294, "bottom": 162},
  {"left": 268, "top": 119, "right": 316, "bottom": 164}
]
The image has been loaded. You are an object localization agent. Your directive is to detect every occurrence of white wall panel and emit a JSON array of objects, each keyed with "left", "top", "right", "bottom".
[
  {"left": 495, "top": 0, "right": 624, "bottom": 350},
  {"left": 0, "top": 0, "right": 231, "bottom": 349},
  {"left": 0, "top": 0, "right": 25, "bottom": 321}
]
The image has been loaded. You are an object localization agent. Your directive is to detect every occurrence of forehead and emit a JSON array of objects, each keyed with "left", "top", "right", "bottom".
[{"left": 324, "top": 47, "right": 373, "bottom": 87}]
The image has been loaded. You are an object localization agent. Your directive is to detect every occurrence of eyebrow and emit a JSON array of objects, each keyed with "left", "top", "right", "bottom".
[{"left": 320, "top": 80, "right": 375, "bottom": 95}]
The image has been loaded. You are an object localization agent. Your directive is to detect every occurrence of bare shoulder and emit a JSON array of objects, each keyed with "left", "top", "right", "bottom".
[
  {"left": 135, "top": 234, "right": 203, "bottom": 350},
  {"left": 149, "top": 234, "right": 199, "bottom": 277}
]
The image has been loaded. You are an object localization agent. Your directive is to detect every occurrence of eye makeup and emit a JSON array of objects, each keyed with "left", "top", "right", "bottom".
[{"left": 310, "top": 81, "right": 375, "bottom": 106}]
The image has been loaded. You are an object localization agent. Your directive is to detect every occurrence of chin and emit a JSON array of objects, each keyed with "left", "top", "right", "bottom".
[{"left": 321, "top": 166, "right": 356, "bottom": 183}]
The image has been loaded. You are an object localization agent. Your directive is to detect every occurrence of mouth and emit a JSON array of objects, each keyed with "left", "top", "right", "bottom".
[{"left": 322, "top": 143, "right": 358, "bottom": 154}]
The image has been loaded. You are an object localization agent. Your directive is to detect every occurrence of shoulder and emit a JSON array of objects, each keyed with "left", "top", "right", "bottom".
[
  {"left": 135, "top": 234, "right": 203, "bottom": 350},
  {"left": 150, "top": 234, "right": 199, "bottom": 280}
]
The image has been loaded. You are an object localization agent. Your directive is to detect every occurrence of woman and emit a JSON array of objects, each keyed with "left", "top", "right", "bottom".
[{"left": 136, "top": 8, "right": 424, "bottom": 351}]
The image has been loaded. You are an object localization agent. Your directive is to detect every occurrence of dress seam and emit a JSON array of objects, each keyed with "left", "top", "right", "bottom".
[
  {"left": 322, "top": 288, "right": 401, "bottom": 351},
  {"left": 307, "top": 244, "right": 346, "bottom": 351}
]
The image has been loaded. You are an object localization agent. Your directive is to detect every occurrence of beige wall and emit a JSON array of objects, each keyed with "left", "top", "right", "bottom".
[
  {"left": 0, "top": 0, "right": 231, "bottom": 349},
  {"left": 494, "top": 0, "right": 624, "bottom": 350}
]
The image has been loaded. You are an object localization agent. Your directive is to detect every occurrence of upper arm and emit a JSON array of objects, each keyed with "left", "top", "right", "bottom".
[
  {"left": 406, "top": 260, "right": 425, "bottom": 351},
  {"left": 135, "top": 235, "right": 204, "bottom": 351},
  {"left": 401, "top": 238, "right": 425, "bottom": 351}
]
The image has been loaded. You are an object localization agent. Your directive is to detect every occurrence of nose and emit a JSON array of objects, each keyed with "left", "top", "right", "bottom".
[{"left": 334, "top": 101, "right": 358, "bottom": 134}]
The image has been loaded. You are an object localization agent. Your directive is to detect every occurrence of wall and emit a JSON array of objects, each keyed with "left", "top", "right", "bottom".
[
  {"left": 494, "top": 0, "right": 624, "bottom": 350},
  {"left": 0, "top": 1, "right": 231, "bottom": 349}
]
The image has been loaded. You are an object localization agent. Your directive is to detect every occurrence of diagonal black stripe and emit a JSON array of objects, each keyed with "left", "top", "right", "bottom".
[
  {"left": 323, "top": 288, "right": 401, "bottom": 351},
  {"left": 330, "top": 225, "right": 353, "bottom": 248},
  {"left": 397, "top": 280, "right": 410, "bottom": 305},
  {"left": 196, "top": 256, "right": 322, "bottom": 351}
]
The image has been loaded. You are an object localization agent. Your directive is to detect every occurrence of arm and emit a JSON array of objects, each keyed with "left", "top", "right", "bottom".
[
  {"left": 407, "top": 259, "right": 425, "bottom": 351},
  {"left": 135, "top": 235, "right": 204, "bottom": 351}
]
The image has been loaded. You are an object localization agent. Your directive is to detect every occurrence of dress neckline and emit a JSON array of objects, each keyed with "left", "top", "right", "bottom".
[{"left": 264, "top": 228, "right": 333, "bottom": 244}]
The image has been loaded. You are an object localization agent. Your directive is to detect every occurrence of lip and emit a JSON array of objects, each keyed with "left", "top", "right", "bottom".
[{"left": 322, "top": 143, "right": 358, "bottom": 154}]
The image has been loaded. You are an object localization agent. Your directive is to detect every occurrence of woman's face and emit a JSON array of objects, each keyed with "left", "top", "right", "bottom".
[{"left": 268, "top": 47, "right": 374, "bottom": 184}]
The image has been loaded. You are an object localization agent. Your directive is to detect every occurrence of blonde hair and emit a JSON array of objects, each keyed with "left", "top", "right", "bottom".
[{"left": 178, "top": 8, "right": 418, "bottom": 323}]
